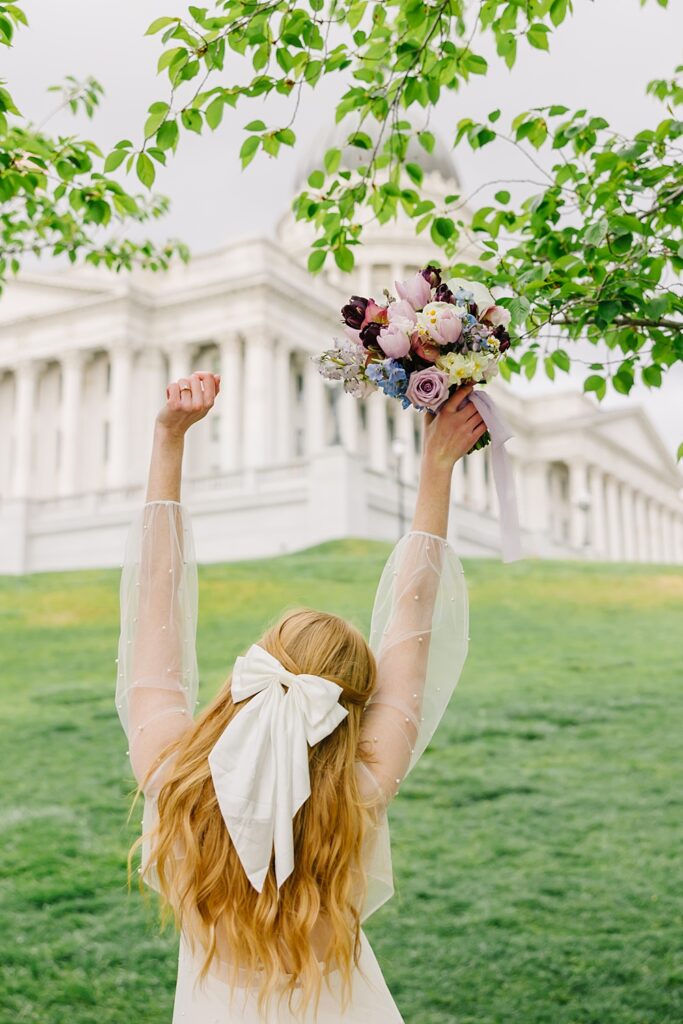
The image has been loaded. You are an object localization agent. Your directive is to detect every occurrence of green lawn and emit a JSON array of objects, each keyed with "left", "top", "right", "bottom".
[{"left": 1, "top": 542, "right": 681, "bottom": 1024}]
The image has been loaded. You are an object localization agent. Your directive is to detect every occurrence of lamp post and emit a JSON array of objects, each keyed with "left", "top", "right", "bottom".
[{"left": 391, "top": 438, "right": 407, "bottom": 540}]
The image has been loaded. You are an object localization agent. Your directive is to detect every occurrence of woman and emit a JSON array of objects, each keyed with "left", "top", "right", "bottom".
[{"left": 115, "top": 369, "right": 486, "bottom": 1023}]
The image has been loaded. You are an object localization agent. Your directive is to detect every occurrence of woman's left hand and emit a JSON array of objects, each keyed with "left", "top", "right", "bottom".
[{"left": 156, "top": 371, "right": 221, "bottom": 438}]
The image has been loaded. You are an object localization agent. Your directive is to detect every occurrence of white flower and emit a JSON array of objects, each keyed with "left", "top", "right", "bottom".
[{"left": 446, "top": 277, "right": 495, "bottom": 316}]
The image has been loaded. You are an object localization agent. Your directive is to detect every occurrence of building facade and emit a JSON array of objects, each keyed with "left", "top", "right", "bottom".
[{"left": 0, "top": 145, "right": 682, "bottom": 573}]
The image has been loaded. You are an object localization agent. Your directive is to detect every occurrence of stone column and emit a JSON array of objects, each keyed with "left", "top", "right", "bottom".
[
  {"left": 59, "top": 350, "right": 84, "bottom": 496},
  {"left": 367, "top": 392, "right": 388, "bottom": 473},
  {"left": 396, "top": 409, "right": 416, "bottom": 483},
  {"left": 662, "top": 508, "right": 675, "bottom": 564},
  {"left": 467, "top": 450, "right": 487, "bottom": 511},
  {"left": 588, "top": 465, "right": 607, "bottom": 558},
  {"left": 619, "top": 483, "right": 637, "bottom": 562},
  {"left": 243, "top": 334, "right": 273, "bottom": 468},
  {"left": 219, "top": 334, "right": 241, "bottom": 472},
  {"left": 521, "top": 461, "right": 548, "bottom": 536},
  {"left": 107, "top": 347, "right": 133, "bottom": 490},
  {"left": 168, "top": 344, "right": 193, "bottom": 384},
  {"left": 339, "top": 392, "right": 359, "bottom": 454},
  {"left": 305, "top": 354, "right": 327, "bottom": 458},
  {"left": 647, "top": 500, "right": 661, "bottom": 562},
  {"left": 11, "top": 360, "right": 37, "bottom": 498},
  {"left": 634, "top": 493, "right": 650, "bottom": 563},
  {"left": 569, "top": 459, "right": 589, "bottom": 551},
  {"left": 485, "top": 450, "right": 499, "bottom": 519},
  {"left": 604, "top": 477, "right": 623, "bottom": 561},
  {"left": 273, "top": 340, "right": 292, "bottom": 464}
]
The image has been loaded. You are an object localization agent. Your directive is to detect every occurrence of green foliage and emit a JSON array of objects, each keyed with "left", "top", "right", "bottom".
[
  {"left": 1, "top": 545, "right": 683, "bottom": 1022},
  {"left": 114, "top": 0, "right": 678, "bottom": 401},
  {"left": 0, "top": 1, "right": 188, "bottom": 291}
]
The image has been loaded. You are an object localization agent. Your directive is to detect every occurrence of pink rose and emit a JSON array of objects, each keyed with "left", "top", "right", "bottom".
[
  {"left": 405, "top": 367, "right": 450, "bottom": 411},
  {"left": 482, "top": 305, "right": 511, "bottom": 329},
  {"left": 378, "top": 323, "right": 411, "bottom": 359},
  {"left": 395, "top": 272, "right": 432, "bottom": 310}
]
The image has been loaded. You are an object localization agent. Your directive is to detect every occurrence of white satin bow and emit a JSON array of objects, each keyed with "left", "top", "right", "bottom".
[{"left": 208, "top": 644, "right": 349, "bottom": 893}]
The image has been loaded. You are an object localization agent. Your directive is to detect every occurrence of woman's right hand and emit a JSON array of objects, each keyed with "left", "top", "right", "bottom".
[
  {"left": 155, "top": 371, "right": 221, "bottom": 439},
  {"left": 422, "top": 385, "right": 487, "bottom": 472}
]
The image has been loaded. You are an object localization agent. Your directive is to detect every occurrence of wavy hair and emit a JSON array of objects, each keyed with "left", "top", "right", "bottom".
[{"left": 127, "top": 607, "right": 379, "bottom": 1019}]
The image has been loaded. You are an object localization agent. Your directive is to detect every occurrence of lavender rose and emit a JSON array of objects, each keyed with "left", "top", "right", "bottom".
[{"left": 405, "top": 367, "right": 450, "bottom": 411}]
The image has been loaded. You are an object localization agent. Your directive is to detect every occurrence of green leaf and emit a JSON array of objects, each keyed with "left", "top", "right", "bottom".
[
  {"left": 136, "top": 152, "right": 155, "bottom": 188},
  {"left": 308, "top": 170, "right": 325, "bottom": 189},
  {"left": 156, "top": 120, "right": 179, "bottom": 149},
  {"left": 244, "top": 119, "right": 267, "bottom": 132},
  {"left": 494, "top": 190, "right": 510, "bottom": 204},
  {"left": 550, "top": 0, "right": 568, "bottom": 27},
  {"left": 642, "top": 364, "right": 662, "bottom": 388},
  {"left": 324, "top": 148, "right": 342, "bottom": 174},
  {"left": 584, "top": 219, "right": 608, "bottom": 247},
  {"left": 146, "top": 16, "right": 179, "bottom": 35},
  {"left": 527, "top": 24, "right": 550, "bottom": 51},
  {"left": 104, "top": 149, "right": 127, "bottom": 173},
  {"left": 205, "top": 98, "right": 225, "bottom": 130},
  {"left": 551, "top": 349, "right": 571, "bottom": 373},
  {"left": 334, "top": 247, "right": 354, "bottom": 272},
  {"left": 239, "top": 135, "right": 260, "bottom": 168},
  {"left": 583, "top": 375, "right": 606, "bottom": 400},
  {"left": 308, "top": 249, "right": 327, "bottom": 273},
  {"left": 405, "top": 163, "right": 423, "bottom": 185},
  {"left": 676, "top": 442, "right": 683, "bottom": 463},
  {"left": 181, "top": 109, "right": 202, "bottom": 134},
  {"left": 508, "top": 296, "right": 531, "bottom": 326}
]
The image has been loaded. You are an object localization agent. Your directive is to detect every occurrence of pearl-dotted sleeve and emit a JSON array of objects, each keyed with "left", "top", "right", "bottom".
[
  {"left": 115, "top": 500, "right": 198, "bottom": 799},
  {"left": 359, "top": 530, "right": 469, "bottom": 804},
  {"left": 355, "top": 531, "right": 469, "bottom": 922}
]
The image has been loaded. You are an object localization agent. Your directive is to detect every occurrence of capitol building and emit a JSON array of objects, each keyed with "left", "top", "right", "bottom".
[{"left": 0, "top": 139, "right": 682, "bottom": 574}]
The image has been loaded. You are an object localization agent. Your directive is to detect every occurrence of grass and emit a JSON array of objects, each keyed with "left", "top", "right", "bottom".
[{"left": 0, "top": 541, "right": 682, "bottom": 1024}]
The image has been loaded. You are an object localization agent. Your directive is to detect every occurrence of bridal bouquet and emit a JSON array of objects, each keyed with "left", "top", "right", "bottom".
[{"left": 315, "top": 266, "right": 511, "bottom": 450}]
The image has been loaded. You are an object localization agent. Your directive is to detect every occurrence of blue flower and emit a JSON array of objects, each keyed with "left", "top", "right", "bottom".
[{"left": 366, "top": 359, "right": 411, "bottom": 407}]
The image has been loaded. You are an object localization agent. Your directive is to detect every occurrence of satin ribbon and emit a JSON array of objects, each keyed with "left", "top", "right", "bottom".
[
  {"left": 208, "top": 644, "right": 349, "bottom": 893},
  {"left": 467, "top": 390, "right": 523, "bottom": 563}
]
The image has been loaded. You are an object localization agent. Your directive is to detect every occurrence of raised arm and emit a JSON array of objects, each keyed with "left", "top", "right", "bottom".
[
  {"left": 115, "top": 371, "right": 220, "bottom": 796},
  {"left": 358, "top": 385, "right": 486, "bottom": 806}
]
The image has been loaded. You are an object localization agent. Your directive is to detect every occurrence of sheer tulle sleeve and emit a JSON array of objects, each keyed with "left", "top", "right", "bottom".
[
  {"left": 115, "top": 500, "right": 198, "bottom": 800},
  {"left": 356, "top": 530, "right": 469, "bottom": 922}
]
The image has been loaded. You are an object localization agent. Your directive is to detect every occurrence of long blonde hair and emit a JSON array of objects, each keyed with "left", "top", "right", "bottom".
[{"left": 127, "top": 608, "right": 378, "bottom": 1018}]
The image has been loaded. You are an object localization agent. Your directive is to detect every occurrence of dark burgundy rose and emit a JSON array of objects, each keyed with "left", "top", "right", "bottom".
[
  {"left": 498, "top": 334, "right": 511, "bottom": 353},
  {"left": 341, "top": 296, "right": 369, "bottom": 330},
  {"left": 420, "top": 265, "right": 442, "bottom": 289},
  {"left": 468, "top": 301, "right": 479, "bottom": 317},
  {"left": 434, "top": 283, "right": 455, "bottom": 304},
  {"left": 359, "top": 321, "right": 383, "bottom": 346}
]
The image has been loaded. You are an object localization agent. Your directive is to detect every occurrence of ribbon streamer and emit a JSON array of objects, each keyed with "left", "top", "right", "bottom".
[
  {"left": 467, "top": 390, "right": 523, "bottom": 564},
  {"left": 208, "top": 644, "right": 349, "bottom": 892}
]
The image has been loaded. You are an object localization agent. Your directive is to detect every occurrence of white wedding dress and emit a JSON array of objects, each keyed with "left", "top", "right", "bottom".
[{"left": 115, "top": 502, "right": 469, "bottom": 1023}]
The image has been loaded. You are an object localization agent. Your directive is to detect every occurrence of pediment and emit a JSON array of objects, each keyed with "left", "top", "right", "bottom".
[
  {"left": 0, "top": 274, "right": 119, "bottom": 325},
  {"left": 593, "top": 409, "right": 682, "bottom": 486}
]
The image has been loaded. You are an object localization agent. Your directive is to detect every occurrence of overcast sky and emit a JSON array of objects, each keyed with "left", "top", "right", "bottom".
[{"left": 5, "top": 0, "right": 683, "bottom": 458}]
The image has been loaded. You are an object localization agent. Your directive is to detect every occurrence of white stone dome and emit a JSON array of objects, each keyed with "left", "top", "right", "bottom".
[{"left": 293, "top": 119, "right": 460, "bottom": 192}]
